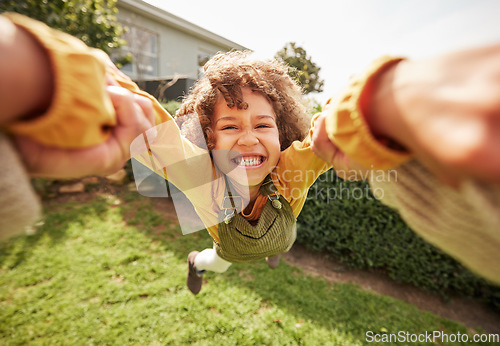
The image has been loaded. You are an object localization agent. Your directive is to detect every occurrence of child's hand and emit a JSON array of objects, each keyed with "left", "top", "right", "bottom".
[
  {"left": 13, "top": 85, "right": 154, "bottom": 178},
  {"left": 311, "top": 113, "right": 369, "bottom": 180}
]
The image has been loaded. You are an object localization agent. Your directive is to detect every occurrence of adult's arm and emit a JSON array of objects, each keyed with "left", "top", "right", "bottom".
[
  {"left": 0, "top": 15, "right": 53, "bottom": 124},
  {"left": 313, "top": 44, "right": 500, "bottom": 186},
  {"left": 362, "top": 45, "right": 500, "bottom": 185}
]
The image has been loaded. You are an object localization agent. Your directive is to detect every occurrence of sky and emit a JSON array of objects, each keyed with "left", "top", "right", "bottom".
[{"left": 143, "top": 0, "right": 500, "bottom": 104}]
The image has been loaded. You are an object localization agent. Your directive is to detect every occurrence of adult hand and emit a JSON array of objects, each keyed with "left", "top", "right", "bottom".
[
  {"left": 364, "top": 44, "right": 500, "bottom": 186},
  {"left": 13, "top": 85, "right": 155, "bottom": 178}
]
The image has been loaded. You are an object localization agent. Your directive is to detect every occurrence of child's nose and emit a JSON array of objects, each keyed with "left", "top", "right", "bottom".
[{"left": 237, "top": 130, "right": 259, "bottom": 146}]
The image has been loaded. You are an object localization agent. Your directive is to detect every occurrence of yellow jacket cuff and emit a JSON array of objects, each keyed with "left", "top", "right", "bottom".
[
  {"left": 324, "top": 56, "right": 413, "bottom": 171},
  {"left": 3, "top": 13, "right": 115, "bottom": 148}
]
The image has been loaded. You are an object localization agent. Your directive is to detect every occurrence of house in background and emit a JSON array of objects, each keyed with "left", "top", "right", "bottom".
[{"left": 115, "top": 0, "right": 248, "bottom": 102}]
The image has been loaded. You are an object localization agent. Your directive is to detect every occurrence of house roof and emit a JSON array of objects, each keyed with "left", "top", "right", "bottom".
[{"left": 117, "top": 0, "right": 249, "bottom": 51}]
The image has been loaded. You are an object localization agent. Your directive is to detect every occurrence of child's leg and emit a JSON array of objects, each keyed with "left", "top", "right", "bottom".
[
  {"left": 187, "top": 246, "right": 231, "bottom": 295},
  {"left": 194, "top": 247, "right": 232, "bottom": 273},
  {"left": 265, "top": 254, "right": 280, "bottom": 269}
]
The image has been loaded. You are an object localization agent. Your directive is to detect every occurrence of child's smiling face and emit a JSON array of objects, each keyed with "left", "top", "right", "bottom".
[{"left": 212, "top": 87, "right": 281, "bottom": 190}]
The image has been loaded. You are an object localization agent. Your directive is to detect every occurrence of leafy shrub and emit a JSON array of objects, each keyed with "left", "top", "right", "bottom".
[
  {"left": 160, "top": 100, "right": 182, "bottom": 116},
  {"left": 0, "top": 0, "right": 126, "bottom": 55},
  {"left": 297, "top": 170, "right": 500, "bottom": 309}
]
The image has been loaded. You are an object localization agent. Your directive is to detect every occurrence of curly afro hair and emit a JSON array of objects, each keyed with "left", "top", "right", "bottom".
[{"left": 175, "top": 51, "right": 309, "bottom": 151}]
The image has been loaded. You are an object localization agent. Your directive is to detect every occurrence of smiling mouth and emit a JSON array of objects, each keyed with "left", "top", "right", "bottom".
[{"left": 232, "top": 156, "right": 264, "bottom": 167}]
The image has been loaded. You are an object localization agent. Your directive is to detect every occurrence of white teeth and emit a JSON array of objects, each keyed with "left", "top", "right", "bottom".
[{"left": 234, "top": 156, "right": 263, "bottom": 166}]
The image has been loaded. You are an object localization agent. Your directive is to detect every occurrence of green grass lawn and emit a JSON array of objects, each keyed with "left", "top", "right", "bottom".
[{"left": 0, "top": 189, "right": 494, "bottom": 345}]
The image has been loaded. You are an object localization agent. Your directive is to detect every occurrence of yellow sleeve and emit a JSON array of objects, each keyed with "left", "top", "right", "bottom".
[
  {"left": 103, "top": 57, "right": 172, "bottom": 127},
  {"left": 323, "top": 56, "right": 413, "bottom": 170},
  {"left": 273, "top": 113, "right": 332, "bottom": 217},
  {"left": 2, "top": 13, "right": 171, "bottom": 148}
]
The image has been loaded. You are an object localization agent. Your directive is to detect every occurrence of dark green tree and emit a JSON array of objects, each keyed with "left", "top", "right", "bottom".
[
  {"left": 0, "top": 0, "right": 126, "bottom": 55},
  {"left": 275, "top": 42, "right": 324, "bottom": 94}
]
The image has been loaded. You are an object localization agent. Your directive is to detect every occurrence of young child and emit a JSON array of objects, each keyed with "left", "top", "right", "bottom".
[{"left": 131, "top": 51, "right": 331, "bottom": 294}]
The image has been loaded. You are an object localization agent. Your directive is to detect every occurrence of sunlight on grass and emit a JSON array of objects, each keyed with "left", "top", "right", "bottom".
[{"left": 0, "top": 192, "right": 493, "bottom": 345}]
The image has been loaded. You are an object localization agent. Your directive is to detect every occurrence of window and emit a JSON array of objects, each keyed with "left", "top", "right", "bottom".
[
  {"left": 197, "top": 51, "right": 212, "bottom": 78},
  {"left": 120, "top": 25, "right": 158, "bottom": 78}
]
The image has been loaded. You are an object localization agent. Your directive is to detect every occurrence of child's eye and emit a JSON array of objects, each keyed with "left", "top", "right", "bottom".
[
  {"left": 256, "top": 124, "right": 271, "bottom": 129},
  {"left": 221, "top": 126, "right": 237, "bottom": 130}
]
